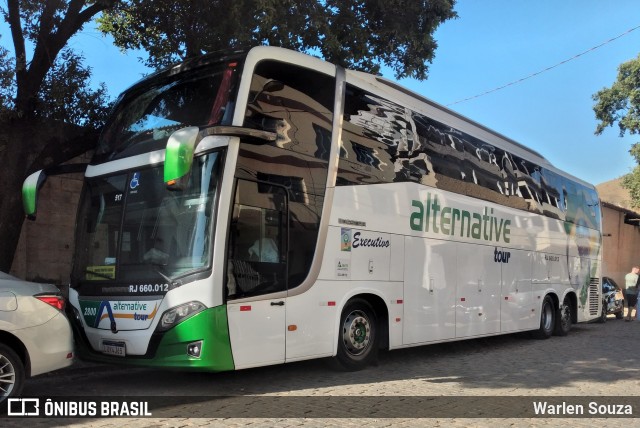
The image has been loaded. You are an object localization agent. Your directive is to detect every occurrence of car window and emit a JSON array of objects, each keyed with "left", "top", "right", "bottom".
[{"left": 602, "top": 277, "right": 619, "bottom": 292}]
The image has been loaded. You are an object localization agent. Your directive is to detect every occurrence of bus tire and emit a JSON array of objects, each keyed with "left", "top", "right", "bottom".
[
  {"left": 554, "top": 297, "right": 572, "bottom": 336},
  {"left": 532, "top": 295, "right": 555, "bottom": 340},
  {"left": 0, "top": 343, "right": 25, "bottom": 402},
  {"left": 335, "top": 298, "right": 378, "bottom": 371}
]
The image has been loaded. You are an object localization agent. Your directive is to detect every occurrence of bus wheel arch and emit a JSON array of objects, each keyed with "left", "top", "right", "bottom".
[{"left": 334, "top": 294, "right": 388, "bottom": 371}]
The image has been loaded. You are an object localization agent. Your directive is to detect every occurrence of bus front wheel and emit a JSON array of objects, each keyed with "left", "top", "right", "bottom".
[
  {"left": 532, "top": 295, "right": 555, "bottom": 339},
  {"left": 335, "top": 298, "right": 378, "bottom": 371}
]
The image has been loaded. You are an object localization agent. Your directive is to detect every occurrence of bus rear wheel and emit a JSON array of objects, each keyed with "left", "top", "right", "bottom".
[
  {"left": 532, "top": 295, "right": 555, "bottom": 339},
  {"left": 554, "top": 297, "right": 572, "bottom": 336},
  {"left": 335, "top": 298, "right": 378, "bottom": 371}
]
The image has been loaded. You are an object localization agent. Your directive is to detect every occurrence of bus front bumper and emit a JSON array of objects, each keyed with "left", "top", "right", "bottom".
[{"left": 71, "top": 305, "right": 235, "bottom": 372}]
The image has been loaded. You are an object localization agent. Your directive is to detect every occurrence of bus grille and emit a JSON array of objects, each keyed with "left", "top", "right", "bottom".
[{"left": 588, "top": 277, "right": 600, "bottom": 316}]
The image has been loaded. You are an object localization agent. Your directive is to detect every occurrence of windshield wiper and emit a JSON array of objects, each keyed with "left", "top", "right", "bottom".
[
  {"left": 146, "top": 262, "right": 182, "bottom": 288},
  {"left": 153, "top": 266, "right": 173, "bottom": 285}
]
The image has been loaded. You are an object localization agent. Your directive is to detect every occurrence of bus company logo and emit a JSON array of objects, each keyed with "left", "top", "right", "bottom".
[
  {"left": 352, "top": 231, "right": 390, "bottom": 249},
  {"left": 340, "top": 228, "right": 352, "bottom": 252},
  {"left": 80, "top": 300, "right": 158, "bottom": 331},
  {"left": 340, "top": 229, "right": 389, "bottom": 251},
  {"left": 410, "top": 193, "right": 512, "bottom": 244},
  {"left": 494, "top": 247, "right": 511, "bottom": 263}
]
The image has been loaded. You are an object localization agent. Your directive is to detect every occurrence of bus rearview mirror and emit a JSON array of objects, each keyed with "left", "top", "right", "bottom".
[
  {"left": 22, "top": 163, "right": 89, "bottom": 219},
  {"left": 22, "top": 169, "right": 47, "bottom": 219},
  {"left": 164, "top": 126, "right": 277, "bottom": 190},
  {"left": 164, "top": 126, "right": 200, "bottom": 190}
]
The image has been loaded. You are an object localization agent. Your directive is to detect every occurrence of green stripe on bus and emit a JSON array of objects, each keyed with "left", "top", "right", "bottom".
[{"left": 153, "top": 305, "right": 235, "bottom": 371}]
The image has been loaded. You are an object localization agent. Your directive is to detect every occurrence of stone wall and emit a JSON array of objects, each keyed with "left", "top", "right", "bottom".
[
  {"left": 601, "top": 202, "right": 640, "bottom": 285},
  {"left": 10, "top": 157, "right": 88, "bottom": 284}
]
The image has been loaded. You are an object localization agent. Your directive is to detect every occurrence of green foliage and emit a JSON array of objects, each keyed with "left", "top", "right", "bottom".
[
  {"left": 0, "top": 0, "right": 115, "bottom": 126},
  {"left": 622, "top": 161, "right": 640, "bottom": 209},
  {"left": 98, "top": 0, "right": 457, "bottom": 79},
  {"left": 35, "top": 49, "right": 112, "bottom": 127},
  {"left": 593, "top": 54, "right": 640, "bottom": 137},
  {"left": 12, "top": 0, "right": 67, "bottom": 41},
  {"left": 621, "top": 143, "right": 640, "bottom": 209},
  {"left": 0, "top": 40, "right": 16, "bottom": 114},
  {"left": 594, "top": 54, "right": 640, "bottom": 208}
]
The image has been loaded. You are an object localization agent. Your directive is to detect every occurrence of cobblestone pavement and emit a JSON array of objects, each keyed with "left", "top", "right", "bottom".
[{"left": 3, "top": 313, "right": 640, "bottom": 427}]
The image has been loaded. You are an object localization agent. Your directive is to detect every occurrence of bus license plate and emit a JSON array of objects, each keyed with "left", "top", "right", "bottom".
[{"left": 102, "top": 341, "right": 126, "bottom": 357}]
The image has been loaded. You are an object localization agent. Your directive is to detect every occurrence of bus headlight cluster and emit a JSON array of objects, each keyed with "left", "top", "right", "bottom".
[{"left": 157, "top": 301, "right": 206, "bottom": 332}]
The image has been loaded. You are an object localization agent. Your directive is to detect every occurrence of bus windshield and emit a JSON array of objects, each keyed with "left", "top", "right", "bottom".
[
  {"left": 95, "top": 61, "right": 239, "bottom": 161},
  {"left": 73, "top": 152, "right": 222, "bottom": 288}
]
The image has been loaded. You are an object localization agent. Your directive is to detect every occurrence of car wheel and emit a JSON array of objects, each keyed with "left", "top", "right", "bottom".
[
  {"left": 532, "top": 295, "right": 555, "bottom": 339},
  {"left": 0, "top": 343, "right": 25, "bottom": 402},
  {"left": 554, "top": 298, "right": 572, "bottom": 336},
  {"left": 334, "top": 298, "right": 378, "bottom": 371}
]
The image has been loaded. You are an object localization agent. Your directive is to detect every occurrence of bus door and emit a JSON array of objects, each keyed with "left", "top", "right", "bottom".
[
  {"left": 403, "top": 236, "right": 457, "bottom": 344},
  {"left": 226, "top": 179, "right": 289, "bottom": 369},
  {"left": 456, "top": 243, "right": 501, "bottom": 337},
  {"left": 500, "top": 248, "right": 534, "bottom": 332}
]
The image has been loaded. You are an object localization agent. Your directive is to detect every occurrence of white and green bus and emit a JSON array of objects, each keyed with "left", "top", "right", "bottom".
[{"left": 23, "top": 46, "right": 602, "bottom": 371}]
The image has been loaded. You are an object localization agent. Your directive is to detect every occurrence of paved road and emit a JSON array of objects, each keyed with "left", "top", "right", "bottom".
[{"left": 3, "top": 314, "right": 639, "bottom": 427}]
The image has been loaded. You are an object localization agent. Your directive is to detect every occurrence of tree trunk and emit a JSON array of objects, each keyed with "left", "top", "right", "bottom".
[{"left": 0, "top": 120, "right": 30, "bottom": 272}]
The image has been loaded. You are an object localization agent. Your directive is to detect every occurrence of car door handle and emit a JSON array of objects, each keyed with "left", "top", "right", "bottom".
[{"left": 271, "top": 301, "right": 285, "bottom": 306}]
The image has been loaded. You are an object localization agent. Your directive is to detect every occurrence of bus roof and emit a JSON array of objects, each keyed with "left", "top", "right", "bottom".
[
  {"left": 344, "top": 68, "right": 595, "bottom": 190},
  {"left": 113, "top": 45, "right": 595, "bottom": 190}
]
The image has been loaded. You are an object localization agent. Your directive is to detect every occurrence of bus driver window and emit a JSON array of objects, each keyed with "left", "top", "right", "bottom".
[
  {"left": 248, "top": 217, "right": 280, "bottom": 263},
  {"left": 227, "top": 179, "right": 288, "bottom": 298}
]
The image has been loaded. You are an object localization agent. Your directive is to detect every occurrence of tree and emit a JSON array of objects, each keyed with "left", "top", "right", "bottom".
[
  {"left": 98, "top": 0, "right": 457, "bottom": 79},
  {"left": 0, "top": 0, "right": 116, "bottom": 272},
  {"left": 593, "top": 54, "right": 640, "bottom": 208}
]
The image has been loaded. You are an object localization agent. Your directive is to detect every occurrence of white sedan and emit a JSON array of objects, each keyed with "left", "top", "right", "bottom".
[{"left": 0, "top": 271, "right": 74, "bottom": 401}]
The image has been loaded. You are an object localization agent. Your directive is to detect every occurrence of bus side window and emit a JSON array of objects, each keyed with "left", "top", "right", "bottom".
[{"left": 227, "top": 179, "right": 288, "bottom": 299}]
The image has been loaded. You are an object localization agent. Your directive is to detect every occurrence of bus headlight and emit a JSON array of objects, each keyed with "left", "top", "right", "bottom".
[{"left": 157, "top": 301, "right": 206, "bottom": 332}]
